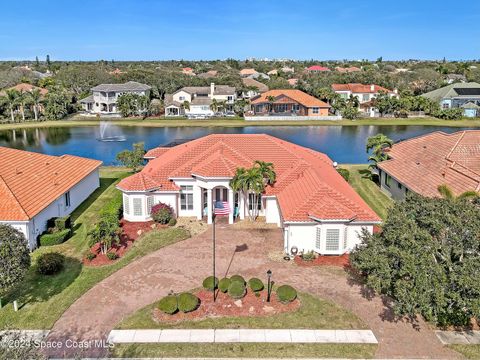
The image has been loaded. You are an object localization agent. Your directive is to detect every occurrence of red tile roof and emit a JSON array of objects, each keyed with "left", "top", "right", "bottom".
[
  {"left": 332, "top": 83, "right": 395, "bottom": 94},
  {"left": 307, "top": 65, "right": 330, "bottom": 72},
  {"left": 250, "top": 89, "right": 330, "bottom": 108},
  {"left": 118, "top": 135, "right": 380, "bottom": 223},
  {"left": 378, "top": 131, "right": 480, "bottom": 197},
  {"left": 0, "top": 83, "right": 48, "bottom": 96},
  {"left": 144, "top": 147, "right": 170, "bottom": 159},
  {"left": 0, "top": 147, "right": 102, "bottom": 221}
]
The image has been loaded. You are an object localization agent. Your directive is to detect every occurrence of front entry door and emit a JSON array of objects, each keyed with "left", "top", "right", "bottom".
[{"left": 215, "top": 188, "right": 228, "bottom": 202}]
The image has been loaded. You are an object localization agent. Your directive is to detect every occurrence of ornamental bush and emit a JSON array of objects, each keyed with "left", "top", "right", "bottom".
[
  {"left": 158, "top": 295, "right": 178, "bottom": 315},
  {"left": 248, "top": 278, "right": 264, "bottom": 292},
  {"left": 276, "top": 285, "right": 297, "bottom": 303},
  {"left": 151, "top": 203, "right": 175, "bottom": 224},
  {"left": 230, "top": 275, "right": 245, "bottom": 286},
  {"left": 86, "top": 252, "right": 96, "bottom": 261},
  {"left": 177, "top": 292, "right": 200, "bottom": 313},
  {"left": 39, "top": 229, "right": 71, "bottom": 246},
  {"left": 100, "top": 195, "right": 123, "bottom": 219},
  {"left": 202, "top": 276, "right": 218, "bottom": 291},
  {"left": 337, "top": 168, "right": 350, "bottom": 182},
  {"left": 228, "top": 281, "right": 246, "bottom": 299},
  {"left": 37, "top": 252, "right": 65, "bottom": 275},
  {"left": 301, "top": 250, "right": 316, "bottom": 262},
  {"left": 168, "top": 218, "right": 177, "bottom": 226},
  {"left": 54, "top": 216, "right": 71, "bottom": 231},
  {"left": 106, "top": 252, "right": 118, "bottom": 261},
  {"left": 218, "top": 277, "right": 231, "bottom": 293}
]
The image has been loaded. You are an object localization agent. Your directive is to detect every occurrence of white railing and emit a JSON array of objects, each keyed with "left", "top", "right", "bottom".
[{"left": 244, "top": 115, "right": 342, "bottom": 121}]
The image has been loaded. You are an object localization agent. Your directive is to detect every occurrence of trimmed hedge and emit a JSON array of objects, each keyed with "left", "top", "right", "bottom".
[
  {"left": 177, "top": 292, "right": 200, "bottom": 313},
  {"left": 39, "top": 229, "right": 71, "bottom": 246},
  {"left": 218, "top": 277, "right": 231, "bottom": 293},
  {"left": 228, "top": 281, "right": 246, "bottom": 299},
  {"left": 100, "top": 195, "right": 123, "bottom": 219},
  {"left": 202, "top": 276, "right": 219, "bottom": 291},
  {"left": 54, "top": 216, "right": 71, "bottom": 231},
  {"left": 248, "top": 277, "right": 264, "bottom": 292},
  {"left": 230, "top": 275, "right": 245, "bottom": 286},
  {"left": 37, "top": 252, "right": 65, "bottom": 275},
  {"left": 158, "top": 295, "right": 178, "bottom": 314},
  {"left": 276, "top": 285, "right": 297, "bottom": 303}
]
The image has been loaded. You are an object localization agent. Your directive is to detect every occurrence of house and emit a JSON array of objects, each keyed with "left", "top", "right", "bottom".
[
  {"left": 182, "top": 67, "right": 196, "bottom": 76},
  {"left": 306, "top": 65, "right": 330, "bottom": 72},
  {"left": 239, "top": 68, "right": 257, "bottom": 77},
  {"left": 422, "top": 82, "right": 480, "bottom": 117},
  {"left": 247, "top": 72, "right": 270, "bottom": 80},
  {"left": 0, "top": 147, "right": 101, "bottom": 250},
  {"left": 80, "top": 81, "right": 151, "bottom": 116},
  {"left": 281, "top": 66, "right": 295, "bottom": 73},
  {"left": 0, "top": 83, "right": 48, "bottom": 97},
  {"left": 249, "top": 89, "right": 330, "bottom": 118},
  {"left": 267, "top": 69, "right": 278, "bottom": 76},
  {"left": 108, "top": 68, "right": 124, "bottom": 76},
  {"left": 332, "top": 83, "right": 398, "bottom": 117},
  {"left": 445, "top": 74, "right": 467, "bottom": 84},
  {"left": 164, "top": 83, "right": 237, "bottom": 117},
  {"left": 197, "top": 70, "right": 218, "bottom": 79},
  {"left": 287, "top": 78, "right": 299, "bottom": 87},
  {"left": 377, "top": 131, "right": 480, "bottom": 200},
  {"left": 117, "top": 134, "right": 380, "bottom": 255},
  {"left": 335, "top": 66, "right": 361, "bottom": 73},
  {"left": 241, "top": 77, "right": 269, "bottom": 99}
]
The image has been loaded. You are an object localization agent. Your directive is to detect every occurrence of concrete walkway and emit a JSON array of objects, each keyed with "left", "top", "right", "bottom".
[
  {"left": 108, "top": 329, "right": 378, "bottom": 344},
  {"left": 436, "top": 330, "right": 480, "bottom": 344}
]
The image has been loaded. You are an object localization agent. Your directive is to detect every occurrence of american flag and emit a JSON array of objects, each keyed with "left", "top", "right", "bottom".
[{"left": 214, "top": 201, "right": 230, "bottom": 216}]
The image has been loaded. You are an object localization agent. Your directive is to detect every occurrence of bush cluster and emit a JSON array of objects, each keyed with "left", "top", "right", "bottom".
[
  {"left": 86, "top": 252, "right": 96, "bottom": 261},
  {"left": 158, "top": 295, "right": 178, "bottom": 314},
  {"left": 202, "top": 276, "right": 218, "bottom": 291},
  {"left": 301, "top": 250, "right": 316, "bottom": 262},
  {"left": 39, "top": 228, "right": 71, "bottom": 246},
  {"left": 218, "top": 277, "right": 231, "bottom": 293},
  {"left": 177, "top": 292, "right": 200, "bottom": 313},
  {"left": 151, "top": 203, "right": 175, "bottom": 224},
  {"left": 230, "top": 275, "right": 245, "bottom": 285},
  {"left": 228, "top": 281, "right": 246, "bottom": 299},
  {"left": 37, "top": 252, "right": 65, "bottom": 275},
  {"left": 106, "top": 252, "right": 118, "bottom": 260},
  {"left": 276, "top": 285, "right": 297, "bottom": 303},
  {"left": 248, "top": 278, "right": 264, "bottom": 292},
  {"left": 100, "top": 196, "right": 123, "bottom": 219},
  {"left": 337, "top": 168, "right": 350, "bottom": 182},
  {"left": 54, "top": 216, "right": 71, "bottom": 231}
]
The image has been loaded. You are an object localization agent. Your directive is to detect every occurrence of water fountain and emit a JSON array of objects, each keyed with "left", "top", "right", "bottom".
[{"left": 97, "top": 121, "right": 126, "bottom": 142}]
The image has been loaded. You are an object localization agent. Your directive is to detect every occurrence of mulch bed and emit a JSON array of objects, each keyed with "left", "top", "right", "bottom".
[
  {"left": 153, "top": 288, "right": 300, "bottom": 324},
  {"left": 294, "top": 253, "right": 350, "bottom": 267},
  {"left": 83, "top": 219, "right": 166, "bottom": 266}
]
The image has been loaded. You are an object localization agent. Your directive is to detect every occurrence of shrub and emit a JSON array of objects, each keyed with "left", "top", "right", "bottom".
[
  {"left": 230, "top": 275, "right": 245, "bottom": 285},
  {"left": 301, "top": 250, "right": 316, "bottom": 262},
  {"left": 86, "top": 252, "right": 96, "bottom": 261},
  {"left": 106, "top": 252, "right": 118, "bottom": 261},
  {"left": 337, "top": 168, "right": 350, "bottom": 182},
  {"left": 158, "top": 295, "right": 178, "bottom": 315},
  {"left": 151, "top": 203, "right": 174, "bottom": 224},
  {"left": 218, "top": 277, "right": 231, "bottom": 293},
  {"left": 228, "top": 281, "right": 246, "bottom": 299},
  {"left": 37, "top": 252, "right": 65, "bottom": 275},
  {"left": 100, "top": 196, "right": 123, "bottom": 219},
  {"left": 248, "top": 278, "right": 264, "bottom": 292},
  {"left": 39, "top": 228, "right": 71, "bottom": 246},
  {"left": 54, "top": 216, "right": 71, "bottom": 231},
  {"left": 276, "top": 285, "right": 297, "bottom": 303},
  {"left": 168, "top": 218, "right": 177, "bottom": 226},
  {"left": 202, "top": 276, "right": 218, "bottom": 291},
  {"left": 177, "top": 292, "right": 200, "bottom": 313}
]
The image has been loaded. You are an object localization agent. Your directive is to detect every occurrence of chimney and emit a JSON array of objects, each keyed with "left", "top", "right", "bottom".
[
  {"left": 210, "top": 83, "right": 215, "bottom": 96},
  {"left": 370, "top": 84, "right": 375, "bottom": 92}
]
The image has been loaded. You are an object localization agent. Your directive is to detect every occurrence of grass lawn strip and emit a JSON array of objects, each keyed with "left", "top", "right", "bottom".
[{"left": 448, "top": 345, "right": 480, "bottom": 359}]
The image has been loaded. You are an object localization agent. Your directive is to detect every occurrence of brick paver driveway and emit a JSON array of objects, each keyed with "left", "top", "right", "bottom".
[{"left": 47, "top": 225, "right": 462, "bottom": 359}]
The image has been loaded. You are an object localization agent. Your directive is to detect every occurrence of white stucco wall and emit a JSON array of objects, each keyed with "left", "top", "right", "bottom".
[
  {"left": 172, "top": 91, "right": 192, "bottom": 103},
  {"left": 379, "top": 169, "right": 408, "bottom": 200},
  {"left": 265, "top": 197, "right": 281, "bottom": 226}
]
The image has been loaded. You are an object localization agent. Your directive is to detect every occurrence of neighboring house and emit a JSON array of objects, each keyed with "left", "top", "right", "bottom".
[
  {"left": 306, "top": 65, "right": 330, "bottom": 72},
  {"left": 0, "top": 83, "right": 48, "bottom": 97},
  {"left": 117, "top": 134, "right": 380, "bottom": 255},
  {"left": 197, "top": 70, "right": 218, "bottom": 78},
  {"left": 249, "top": 89, "right": 331, "bottom": 118},
  {"left": 287, "top": 78, "right": 299, "bottom": 87},
  {"left": 0, "top": 147, "right": 101, "bottom": 250},
  {"left": 241, "top": 77, "right": 269, "bottom": 98},
  {"left": 281, "top": 66, "right": 295, "bottom": 73},
  {"left": 109, "top": 68, "right": 124, "bottom": 75},
  {"left": 182, "top": 67, "right": 196, "bottom": 76},
  {"left": 335, "top": 66, "right": 361, "bottom": 73},
  {"left": 80, "top": 81, "right": 151, "bottom": 116},
  {"left": 445, "top": 74, "right": 467, "bottom": 84},
  {"left": 267, "top": 69, "right": 278, "bottom": 76},
  {"left": 422, "top": 82, "right": 480, "bottom": 117},
  {"left": 240, "top": 68, "right": 257, "bottom": 77},
  {"left": 332, "top": 83, "right": 398, "bottom": 117},
  {"left": 377, "top": 131, "right": 480, "bottom": 201},
  {"left": 247, "top": 72, "right": 270, "bottom": 80},
  {"left": 164, "top": 83, "right": 237, "bottom": 117}
]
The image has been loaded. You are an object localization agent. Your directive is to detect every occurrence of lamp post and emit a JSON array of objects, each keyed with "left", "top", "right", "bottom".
[{"left": 266, "top": 269, "right": 272, "bottom": 302}]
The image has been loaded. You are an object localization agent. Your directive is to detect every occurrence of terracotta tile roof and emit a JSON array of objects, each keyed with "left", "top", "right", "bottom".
[
  {"left": 242, "top": 77, "right": 269, "bottom": 93},
  {"left": 307, "top": 65, "right": 330, "bottom": 71},
  {"left": 250, "top": 89, "right": 330, "bottom": 108},
  {"left": 332, "top": 83, "right": 395, "bottom": 94},
  {"left": 377, "top": 131, "right": 480, "bottom": 197},
  {"left": 0, "top": 83, "right": 48, "bottom": 96},
  {"left": 0, "top": 147, "right": 102, "bottom": 221},
  {"left": 118, "top": 135, "right": 380, "bottom": 223},
  {"left": 335, "top": 66, "right": 362, "bottom": 73},
  {"left": 240, "top": 68, "right": 257, "bottom": 76},
  {"left": 144, "top": 147, "right": 170, "bottom": 159}
]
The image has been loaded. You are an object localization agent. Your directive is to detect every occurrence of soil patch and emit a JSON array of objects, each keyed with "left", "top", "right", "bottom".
[
  {"left": 294, "top": 254, "right": 350, "bottom": 267},
  {"left": 153, "top": 288, "right": 300, "bottom": 324}
]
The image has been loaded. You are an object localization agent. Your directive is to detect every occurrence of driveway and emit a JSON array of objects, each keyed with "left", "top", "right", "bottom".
[{"left": 46, "top": 225, "right": 462, "bottom": 359}]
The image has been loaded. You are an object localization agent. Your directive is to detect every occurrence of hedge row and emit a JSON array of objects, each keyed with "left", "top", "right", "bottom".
[
  {"left": 100, "top": 195, "right": 123, "bottom": 219},
  {"left": 158, "top": 293, "right": 200, "bottom": 314},
  {"left": 39, "top": 229, "right": 71, "bottom": 246}
]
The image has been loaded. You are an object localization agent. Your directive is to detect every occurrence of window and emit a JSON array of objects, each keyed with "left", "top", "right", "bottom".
[
  {"left": 180, "top": 185, "right": 194, "bottom": 210},
  {"left": 325, "top": 229, "right": 340, "bottom": 251},
  {"left": 397, "top": 182, "right": 403, "bottom": 189},
  {"left": 248, "top": 193, "right": 262, "bottom": 210},
  {"left": 147, "top": 196, "right": 154, "bottom": 214},
  {"left": 133, "top": 198, "right": 142, "bottom": 216},
  {"left": 123, "top": 195, "right": 130, "bottom": 215},
  {"left": 315, "top": 228, "right": 321, "bottom": 250},
  {"left": 64, "top": 191, "right": 71, "bottom": 207},
  {"left": 343, "top": 228, "right": 348, "bottom": 249},
  {"left": 312, "top": 107, "right": 319, "bottom": 114},
  {"left": 442, "top": 102, "right": 450, "bottom": 109},
  {"left": 385, "top": 174, "right": 392, "bottom": 188},
  {"left": 340, "top": 93, "right": 348, "bottom": 99},
  {"left": 179, "top": 96, "right": 185, "bottom": 101},
  {"left": 362, "top": 94, "right": 369, "bottom": 102},
  {"left": 293, "top": 104, "right": 300, "bottom": 111}
]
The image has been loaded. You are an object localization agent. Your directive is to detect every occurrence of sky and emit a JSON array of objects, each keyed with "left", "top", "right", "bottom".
[{"left": 1, "top": 0, "right": 479, "bottom": 61}]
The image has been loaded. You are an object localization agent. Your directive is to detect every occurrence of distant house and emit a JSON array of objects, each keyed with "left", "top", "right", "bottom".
[
  {"left": 0, "top": 83, "right": 48, "bottom": 97},
  {"left": 445, "top": 74, "right": 467, "bottom": 84},
  {"left": 422, "top": 82, "right": 480, "bottom": 117},
  {"left": 247, "top": 72, "right": 270, "bottom": 80},
  {"left": 332, "top": 83, "right": 398, "bottom": 117},
  {"left": 287, "top": 78, "right": 299, "bottom": 87},
  {"left": 0, "top": 147, "right": 101, "bottom": 250},
  {"left": 197, "top": 70, "right": 218, "bottom": 78},
  {"left": 108, "top": 68, "right": 124, "bottom": 75},
  {"left": 281, "top": 66, "right": 295, "bottom": 73},
  {"left": 306, "top": 65, "right": 330, "bottom": 72},
  {"left": 164, "top": 83, "right": 237, "bottom": 117},
  {"left": 267, "top": 69, "right": 278, "bottom": 76},
  {"left": 182, "top": 67, "right": 196, "bottom": 76},
  {"left": 80, "top": 81, "right": 151, "bottom": 116},
  {"left": 249, "top": 89, "right": 331, "bottom": 118},
  {"left": 241, "top": 77, "right": 269, "bottom": 98},
  {"left": 335, "top": 66, "right": 361, "bottom": 73},
  {"left": 239, "top": 68, "right": 257, "bottom": 77},
  {"left": 377, "top": 130, "right": 480, "bottom": 200}
]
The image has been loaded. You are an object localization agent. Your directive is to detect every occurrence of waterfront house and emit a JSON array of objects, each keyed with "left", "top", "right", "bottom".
[
  {"left": 0, "top": 83, "right": 48, "bottom": 97},
  {"left": 241, "top": 77, "right": 269, "bottom": 99},
  {"left": 117, "top": 134, "right": 380, "bottom": 255},
  {"left": 80, "top": 81, "right": 151, "bottom": 117},
  {"left": 0, "top": 147, "right": 101, "bottom": 250},
  {"left": 422, "top": 82, "right": 480, "bottom": 117},
  {"left": 164, "top": 83, "right": 237, "bottom": 117},
  {"left": 377, "top": 130, "right": 480, "bottom": 200}
]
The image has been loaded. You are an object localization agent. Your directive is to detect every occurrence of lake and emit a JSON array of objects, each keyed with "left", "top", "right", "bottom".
[{"left": 0, "top": 125, "right": 474, "bottom": 165}]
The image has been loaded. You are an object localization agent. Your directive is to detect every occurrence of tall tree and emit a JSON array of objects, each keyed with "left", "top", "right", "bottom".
[
  {"left": 437, "top": 184, "right": 479, "bottom": 201},
  {"left": 3, "top": 89, "right": 20, "bottom": 122},
  {"left": 266, "top": 95, "right": 276, "bottom": 113},
  {"left": 28, "top": 88, "right": 42, "bottom": 121},
  {"left": 116, "top": 142, "right": 145, "bottom": 172}
]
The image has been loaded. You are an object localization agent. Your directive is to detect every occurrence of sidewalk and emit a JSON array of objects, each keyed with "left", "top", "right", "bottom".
[
  {"left": 436, "top": 330, "right": 480, "bottom": 344},
  {"left": 108, "top": 329, "right": 378, "bottom": 344}
]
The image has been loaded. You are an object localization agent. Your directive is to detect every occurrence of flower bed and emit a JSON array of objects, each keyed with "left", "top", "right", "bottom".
[
  {"left": 294, "top": 253, "right": 350, "bottom": 267},
  {"left": 153, "top": 288, "right": 300, "bottom": 323}
]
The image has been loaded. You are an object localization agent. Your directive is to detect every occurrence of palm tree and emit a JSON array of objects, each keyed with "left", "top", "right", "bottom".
[
  {"left": 437, "top": 184, "right": 479, "bottom": 201},
  {"left": 230, "top": 167, "right": 249, "bottom": 219},
  {"left": 244, "top": 167, "right": 265, "bottom": 220},
  {"left": 366, "top": 133, "right": 394, "bottom": 170},
  {"left": 28, "top": 89, "right": 42, "bottom": 121},
  {"left": 254, "top": 160, "right": 276, "bottom": 186},
  {"left": 182, "top": 100, "right": 190, "bottom": 115},
  {"left": 18, "top": 91, "right": 30, "bottom": 121},
  {"left": 210, "top": 98, "right": 219, "bottom": 113},
  {"left": 3, "top": 89, "right": 20, "bottom": 122},
  {"left": 266, "top": 95, "right": 276, "bottom": 114}
]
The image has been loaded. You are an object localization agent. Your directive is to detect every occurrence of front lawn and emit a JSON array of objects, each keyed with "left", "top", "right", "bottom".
[
  {"left": 0, "top": 167, "right": 190, "bottom": 329},
  {"left": 448, "top": 345, "right": 480, "bottom": 359}
]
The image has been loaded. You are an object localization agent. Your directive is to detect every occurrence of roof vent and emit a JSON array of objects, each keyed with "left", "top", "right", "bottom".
[
  {"left": 15, "top": 168, "right": 21, "bottom": 175},
  {"left": 416, "top": 161, "right": 420, "bottom": 165},
  {"left": 45, "top": 161, "right": 50, "bottom": 165}
]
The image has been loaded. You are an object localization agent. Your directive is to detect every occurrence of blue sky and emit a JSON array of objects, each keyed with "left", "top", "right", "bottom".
[{"left": 1, "top": 0, "right": 479, "bottom": 61}]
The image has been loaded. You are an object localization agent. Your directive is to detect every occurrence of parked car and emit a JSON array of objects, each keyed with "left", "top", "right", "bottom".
[{"left": 225, "top": 111, "right": 236, "bottom": 117}]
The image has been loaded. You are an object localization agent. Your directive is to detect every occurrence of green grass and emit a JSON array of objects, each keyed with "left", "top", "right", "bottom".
[
  {"left": 341, "top": 164, "right": 393, "bottom": 220},
  {"left": 0, "top": 167, "right": 191, "bottom": 330},
  {"left": 111, "top": 343, "right": 377, "bottom": 358},
  {"left": 1, "top": 116, "right": 480, "bottom": 130},
  {"left": 117, "top": 292, "right": 368, "bottom": 330},
  {"left": 448, "top": 345, "right": 480, "bottom": 359}
]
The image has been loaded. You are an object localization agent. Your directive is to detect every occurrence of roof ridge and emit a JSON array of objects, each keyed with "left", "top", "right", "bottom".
[
  {"left": 0, "top": 174, "right": 30, "bottom": 219},
  {"left": 445, "top": 131, "right": 466, "bottom": 161}
]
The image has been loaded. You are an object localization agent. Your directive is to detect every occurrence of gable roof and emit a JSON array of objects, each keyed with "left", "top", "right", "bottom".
[
  {"left": 239, "top": 68, "right": 257, "bottom": 76},
  {"left": 331, "top": 83, "right": 395, "bottom": 94},
  {"left": 0, "top": 83, "right": 48, "bottom": 96},
  {"left": 250, "top": 89, "right": 330, "bottom": 108},
  {"left": 307, "top": 65, "right": 330, "bottom": 71},
  {"left": 242, "top": 77, "right": 269, "bottom": 93},
  {"left": 377, "top": 131, "right": 480, "bottom": 197},
  {"left": 421, "top": 82, "right": 480, "bottom": 102},
  {"left": 173, "top": 84, "right": 236, "bottom": 96},
  {"left": 118, "top": 134, "right": 380, "bottom": 223},
  {"left": 91, "top": 81, "right": 151, "bottom": 92},
  {"left": 0, "top": 147, "right": 102, "bottom": 221}
]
